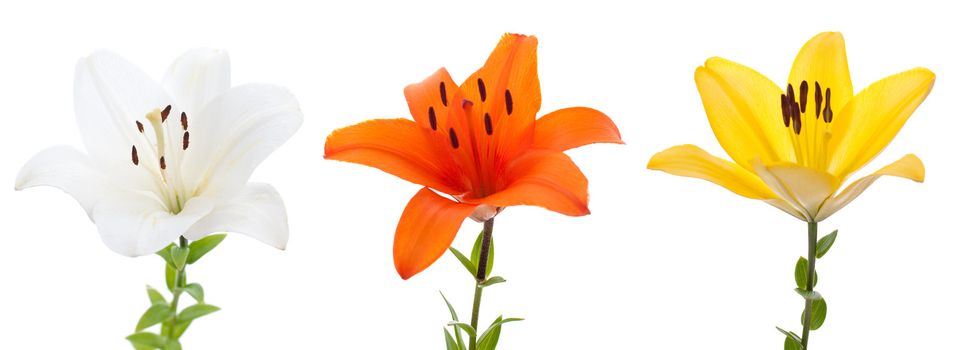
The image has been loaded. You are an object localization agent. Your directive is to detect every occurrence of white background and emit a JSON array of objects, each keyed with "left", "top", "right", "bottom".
[{"left": 1, "top": 0, "right": 955, "bottom": 349}]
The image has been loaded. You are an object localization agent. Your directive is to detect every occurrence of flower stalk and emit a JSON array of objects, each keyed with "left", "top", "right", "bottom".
[
  {"left": 800, "top": 222, "right": 817, "bottom": 348},
  {"left": 468, "top": 218, "right": 495, "bottom": 350}
]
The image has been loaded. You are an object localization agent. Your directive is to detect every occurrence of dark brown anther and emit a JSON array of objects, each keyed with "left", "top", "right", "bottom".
[
  {"left": 786, "top": 84, "right": 795, "bottom": 104},
  {"left": 823, "top": 88, "right": 833, "bottom": 123},
  {"left": 505, "top": 89, "right": 513, "bottom": 115},
  {"left": 161, "top": 105, "right": 172, "bottom": 122},
  {"left": 136, "top": 121, "right": 144, "bottom": 133},
  {"left": 484, "top": 113, "right": 493, "bottom": 135},
  {"left": 440, "top": 82, "right": 448, "bottom": 107},
  {"left": 428, "top": 107, "right": 437, "bottom": 130},
  {"left": 792, "top": 102, "right": 801, "bottom": 135},
  {"left": 160, "top": 156, "right": 167, "bottom": 170},
  {"left": 448, "top": 128, "right": 459, "bottom": 149},
  {"left": 780, "top": 94, "right": 791, "bottom": 127},
  {"left": 182, "top": 132, "right": 190, "bottom": 150},
  {"left": 131, "top": 146, "right": 139, "bottom": 165},
  {"left": 815, "top": 82, "right": 823, "bottom": 119},
  {"left": 478, "top": 78, "right": 487, "bottom": 102},
  {"left": 799, "top": 80, "right": 809, "bottom": 114},
  {"left": 180, "top": 112, "right": 188, "bottom": 130}
]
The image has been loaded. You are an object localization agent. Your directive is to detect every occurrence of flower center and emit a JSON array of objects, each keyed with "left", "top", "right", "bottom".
[
  {"left": 779, "top": 80, "right": 835, "bottom": 170},
  {"left": 130, "top": 105, "right": 192, "bottom": 213}
]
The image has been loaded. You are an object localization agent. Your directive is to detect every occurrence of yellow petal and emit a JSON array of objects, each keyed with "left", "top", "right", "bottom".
[
  {"left": 696, "top": 58, "right": 794, "bottom": 168},
  {"left": 816, "top": 154, "right": 924, "bottom": 221},
  {"left": 827, "top": 68, "right": 935, "bottom": 179},
  {"left": 751, "top": 160, "right": 841, "bottom": 222},
  {"left": 648, "top": 144, "right": 777, "bottom": 200},
  {"left": 789, "top": 32, "right": 854, "bottom": 113}
]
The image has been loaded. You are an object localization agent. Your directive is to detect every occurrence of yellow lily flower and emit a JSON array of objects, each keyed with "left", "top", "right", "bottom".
[{"left": 649, "top": 32, "right": 935, "bottom": 222}]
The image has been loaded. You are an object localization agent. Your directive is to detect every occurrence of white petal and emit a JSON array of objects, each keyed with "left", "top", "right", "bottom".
[
  {"left": 751, "top": 159, "right": 840, "bottom": 221},
  {"left": 816, "top": 154, "right": 924, "bottom": 221},
  {"left": 180, "top": 84, "right": 302, "bottom": 196},
  {"left": 15, "top": 145, "right": 110, "bottom": 217},
  {"left": 75, "top": 50, "right": 172, "bottom": 191},
  {"left": 184, "top": 183, "right": 289, "bottom": 250},
  {"left": 162, "top": 49, "right": 231, "bottom": 114},
  {"left": 93, "top": 191, "right": 215, "bottom": 256}
]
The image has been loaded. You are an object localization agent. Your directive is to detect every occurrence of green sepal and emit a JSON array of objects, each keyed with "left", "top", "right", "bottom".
[
  {"left": 800, "top": 298, "right": 828, "bottom": 331},
  {"left": 776, "top": 327, "right": 803, "bottom": 350},
  {"left": 136, "top": 304, "right": 174, "bottom": 331},
  {"left": 794, "top": 257, "right": 818, "bottom": 290},
  {"left": 177, "top": 304, "right": 220, "bottom": 323},
  {"left": 126, "top": 332, "right": 167, "bottom": 349},
  {"left": 793, "top": 288, "right": 822, "bottom": 301},
  {"left": 477, "top": 316, "right": 522, "bottom": 349},
  {"left": 183, "top": 283, "right": 204, "bottom": 303},
  {"left": 478, "top": 276, "right": 506, "bottom": 288},
  {"left": 816, "top": 230, "right": 838, "bottom": 259},
  {"left": 449, "top": 247, "right": 477, "bottom": 276},
  {"left": 169, "top": 246, "right": 189, "bottom": 270},
  {"left": 187, "top": 234, "right": 226, "bottom": 264},
  {"left": 156, "top": 244, "right": 175, "bottom": 267},
  {"left": 470, "top": 231, "right": 494, "bottom": 277},
  {"left": 146, "top": 285, "right": 167, "bottom": 305},
  {"left": 447, "top": 322, "right": 477, "bottom": 338}
]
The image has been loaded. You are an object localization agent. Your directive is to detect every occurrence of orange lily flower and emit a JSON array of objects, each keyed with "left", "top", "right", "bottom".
[{"left": 325, "top": 33, "right": 622, "bottom": 279}]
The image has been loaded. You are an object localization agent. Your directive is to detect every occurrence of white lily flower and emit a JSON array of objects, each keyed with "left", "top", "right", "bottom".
[{"left": 16, "top": 49, "right": 302, "bottom": 256}]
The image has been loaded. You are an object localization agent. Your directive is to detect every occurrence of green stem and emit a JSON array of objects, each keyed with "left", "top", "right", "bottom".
[
  {"left": 468, "top": 218, "right": 495, "bottom": 350},
  {"left": 800, "top": 221, "right": 818, "bottom": 349},
  {"left": 166, "top": 236, "right": 189, "bottom": 338}
]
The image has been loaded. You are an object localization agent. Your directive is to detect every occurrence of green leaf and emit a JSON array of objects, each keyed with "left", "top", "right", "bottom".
[
  {"left": 793, "top": 288, "right": 822, "bottom": 301},
  {"left": 136, "top": 304, "right": 174, "bottom": 331},
  {"left": 165, "top": 339, "right": 182, "bottom": 350},
  {"left": 776, "top": 327, "right": 803, "bottom": 350},
  {"left": 187, "top": 234, "right": 226, "bottom": 264},
  {"left": 170, "top": 246, "right": 189, "bottom": 270},
  {"left": 177, "top": 304, "right": 220, "bottom": 323},
  {"left": 478, "top": 276, "right": 506, "bottom": 288},
  {"left": 816, "top": 230, "right": 838, "bottom": 259},
  {"left": 165, "top": 265, "right": 176, "bottom": 292},
  {"left": 126, "top": 332, "right": 167, "bottom": 349},
  {"left": 444, "top": 329, "right": 458, "bottom": 350},
  {"left": 449, "top": 247, "right": 477, "bottom": 276},
  {"left": 146, "top": 286, "right": 167, "bottom": 305},
  {"left": 155, "top": 244, "right": 175, "bottom": 268},
  {"left": 439, "top": 292, "right": 466, "bottom": 350},
  {"left": 801, "top": 298, "right": 828, "bottom": 331},
  {"left": 477, "top": 316, "right": 503, "bottom": 350},
  {"left": 476, "top": 317, "right": 522, "bottom": 348},
  {"left": 447, "top": 322, "right": 477, "bottom": 338},
  {"left": 171, "top": 321, "right": 191, "bottom": 340},
  {"left": 183, "top": 283, "right": 204, "bottom": 303},
  {"left": 470, "top": 231, "right": 494, "bottom": 277},
  {"left": 794, "top": 257, "right": 818, "bottom": 290}
]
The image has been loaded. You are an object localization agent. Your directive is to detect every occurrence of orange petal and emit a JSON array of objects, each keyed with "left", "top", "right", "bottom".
[
  {"left": 533, "top": 107, "right": 623, "bottom": 151},
  {"left": 404, "top": 68, "right": 459, "bottom": 132},
  {"left": 325, "top": 118, "right": 464, "bottom": 194},
  {"left": 461, "top": 34, "right": 541, "bottom": 160},
  {"left": 478, "top": 150, "right": 589, "bottom": 216},
  {"left": 394, "top": 188, "right": 478, "bottom": 280}
]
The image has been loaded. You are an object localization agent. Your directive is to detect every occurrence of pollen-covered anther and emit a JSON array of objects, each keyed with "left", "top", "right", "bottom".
[
  {"left": 136, "top": 121, "right": 144, "bottom": 133},
  {"left": 182, "top": 132, "right": 190, "bottom": 150},
  {"left": 428, "top": 107, "right": 437, "bottom": 130},
  {"left": 131, "top": 145, "right": 139, "bottom": 165},
  {"left": 780, "top": 94, "right": 791, "bottom": 127},
  {"left": 799, "top": 80, "right": 809, "bottom": 113},
  {"left": 180, "top": 112, "right": 188, "bottom": 130},
  {"left": 439, "top": 82, "right": 448, "bottom": 107},
  {"left": 160, "top": 105, "right": 172, "bottom": 122},
  {"left": 504, "top": 89, "right": 513, "bottom": 115},
  {"left": 448, "top": 128, "right": 460, "bottom": 149},
  {"left": 822, "top": 88, "right": 833, "bottom": 123},
  {"left": 484, "top": 113, "right": 493, "bottom": 135},
  {"left": 160, "top": 156, "right": 166, "bottom": 170},
  {"left": 814, "top": 81, "right": 823, "bottom": 119},
  {"left": 478, "top": 78, "right": 487, "bottom": 102}
]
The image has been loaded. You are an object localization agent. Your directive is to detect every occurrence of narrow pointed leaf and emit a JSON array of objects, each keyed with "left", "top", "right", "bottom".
[
  {"left": 177, "top": 304, "right": 220, "bottom": 323},
  {"left": 136, "top": 304, "right": 174, "bottom": 331},
  {"left": 470, "top": 231, "right": 495, "bottom": 276},
  {"left": 449, "top": 247, "right": 477, "bottom": 276},
  {"left": 816, "top": 230, "right": 838, "bottom": 258},
  {"left": 776, "top": 327, "right": 803, "bottom": 349},
  {"left": 478, "top": 276, "right": 506, "bottom": 288},
  {"left": 444, "top": 329, "right": 458, "bottom": 350},
  {"left": 800, "top": 298, "right": 828, "bottom": 330},
  {"left": 146, "top": 286, "right": 167, "bottom": 305},
  {"left": 183, "top": 283, "right": 204, "bottom": 303},
  {"left": 447, "top": 322, "right": 477, "bottom": 338},
  {"left": 477, "top": 316, "right": 503, "bottom": 350},
  {"left": 171, "top": 321, "right": 191, "bottom": 340},
  {"left": 165, "top": 339, "right": 182, "bottom": 350},
  {"left": 439, "top": 291, "right": 465, "bottom": 347},
  {"left": 126, "top": 332, "right": 167, "bottom": 348},
  {"left": 187, "top": 234, "right": 226, "bottom": 264},
  {"left": 476, "top": 317, "right": 523, "bottom": 346}
]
